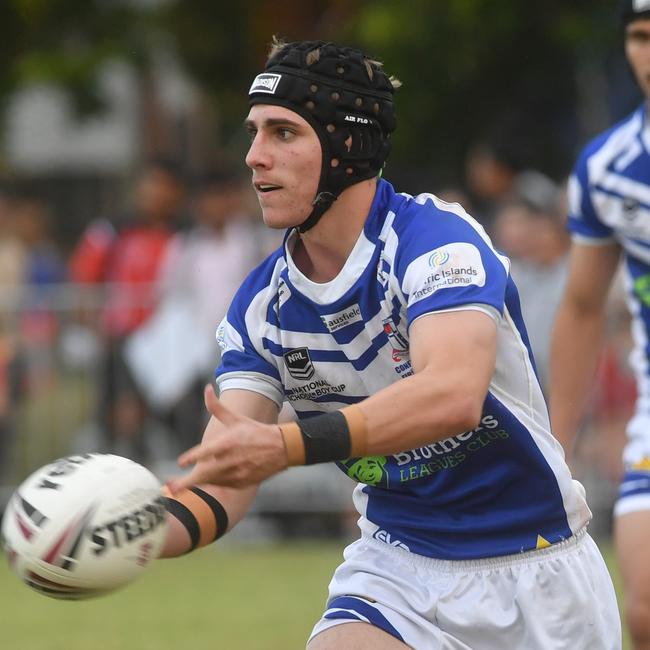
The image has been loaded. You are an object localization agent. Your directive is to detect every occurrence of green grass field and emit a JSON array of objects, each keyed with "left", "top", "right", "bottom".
[
  {"left": 1, "top": 542, "right": 342, "bottom": 650},
  {"left": 0, "top": 539, "right": 630, "bottom": 649}
]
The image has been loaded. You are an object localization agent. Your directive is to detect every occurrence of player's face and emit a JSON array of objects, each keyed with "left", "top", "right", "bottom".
[
  {"left": 625, "top": 19, "right": 650, "bottom": 98},
  {"left": 245, "top": 105, "right": 322, "bottom": 229}
]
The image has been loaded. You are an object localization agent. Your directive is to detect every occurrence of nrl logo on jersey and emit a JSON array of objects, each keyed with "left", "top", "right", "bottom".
[{"left": 283, "top": 347, "right": 315, "bottom": 380}]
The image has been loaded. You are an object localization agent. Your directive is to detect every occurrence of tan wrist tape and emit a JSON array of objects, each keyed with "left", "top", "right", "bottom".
[
  {"left": 162, "top": 485, "right": 229, "bottom": 552},
  {"left": 279, "top": 421, "right": 306, "bottom": 465}
]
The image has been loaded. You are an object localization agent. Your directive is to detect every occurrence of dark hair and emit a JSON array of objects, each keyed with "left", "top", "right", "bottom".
[
  {"left": 193, "top": 166, "right": 243, "bottom": 192},
  {"left": 620, "top": 0, "right": 650, "bottom": 27},
  {"left": 144, "top": 157, "right": 185, "bottom": 182}
]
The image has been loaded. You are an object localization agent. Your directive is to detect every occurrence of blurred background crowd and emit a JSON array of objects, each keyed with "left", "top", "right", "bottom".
[{"left": 0, "top": 0, "right": 640, "bottom": 540}]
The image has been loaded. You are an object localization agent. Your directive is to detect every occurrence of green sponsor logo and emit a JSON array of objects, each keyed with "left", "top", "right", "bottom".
[
  {"left": 344, "top": 456, "right": 389, "bottom": 487},
  {"left": 635, "top": 274, "right": 650, "bottom": 307}
]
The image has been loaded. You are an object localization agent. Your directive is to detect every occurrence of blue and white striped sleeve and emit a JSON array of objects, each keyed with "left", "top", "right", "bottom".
[
  {"left": 215, "top": 306, "right": 284, "bottom": 409},
  {"left": 566, "top": 151, "right": 615, "bottom": 244}
]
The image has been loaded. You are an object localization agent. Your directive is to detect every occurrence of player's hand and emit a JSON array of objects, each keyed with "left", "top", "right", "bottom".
[{"left": 166, "top": 385, "right": 288, "bottom": 492}]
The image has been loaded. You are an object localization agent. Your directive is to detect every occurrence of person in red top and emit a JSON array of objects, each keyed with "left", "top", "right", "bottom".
[{"left": 69, "top": 158, "right": 186, "bottom": 462}]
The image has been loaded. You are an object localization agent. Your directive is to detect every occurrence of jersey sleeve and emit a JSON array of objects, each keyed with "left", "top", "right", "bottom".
[
  {"left": 394, "top": 199, "right": 508, "bottom": 326},
  {"left": 566, "top": 149, "right": 615, "bottom": 243},
  {"left": 215, "top": 277, "right": 285, "bottom": 408}
]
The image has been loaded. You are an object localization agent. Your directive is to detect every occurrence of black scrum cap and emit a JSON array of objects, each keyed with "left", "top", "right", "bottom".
[{"left": 249, "top": 40, "right": 397, "bottom": 232}]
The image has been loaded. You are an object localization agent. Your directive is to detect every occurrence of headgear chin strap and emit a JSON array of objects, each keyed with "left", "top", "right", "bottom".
[{"left": 249, "top": 40, "right": 397, "bottom": 232}]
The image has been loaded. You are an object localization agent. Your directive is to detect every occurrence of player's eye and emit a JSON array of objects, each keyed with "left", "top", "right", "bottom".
[{"left": 277, "top": 127, "right": 294, "bottom": 140}]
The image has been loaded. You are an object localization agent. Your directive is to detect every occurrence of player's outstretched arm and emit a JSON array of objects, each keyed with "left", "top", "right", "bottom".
[
  {"left": 549, "top": 241, "right": 620, "bottom": 461},
  {"left": 160, "top": 389, "right": 280, "bottom": 557},
  {"left": 170, "top": 309, "right": 498, "bottom": 490}
]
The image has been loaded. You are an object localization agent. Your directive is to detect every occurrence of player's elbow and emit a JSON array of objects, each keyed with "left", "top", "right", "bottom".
[
  {"left": 428, "top": 384, "right": 485, "bottom": 435},
  {"left": 412, "top": 364, "right": 489, "bottom": 436},
  {"left": 449, "top": 393, "right": 484, "bottom": 432}
]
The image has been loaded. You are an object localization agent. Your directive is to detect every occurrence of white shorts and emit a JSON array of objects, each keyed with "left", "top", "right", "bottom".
[{"left": 309, "top": 530, "right": 621, "bottom": 650}]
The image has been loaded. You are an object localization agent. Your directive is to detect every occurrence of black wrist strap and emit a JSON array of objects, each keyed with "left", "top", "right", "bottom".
[
  {"left": 280, "top": 405, "right": 368, "bottom": 466},
  {"left": 299, "top": 411, "right": 352, "bottom": 464}
]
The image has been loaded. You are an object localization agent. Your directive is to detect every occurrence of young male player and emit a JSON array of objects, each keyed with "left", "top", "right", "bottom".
[
  {"left": 161, "top": 38, "right": 621, "bottom": 649},
  {"left": 550, "top": 3, "right": 650, "bottom": 648}
]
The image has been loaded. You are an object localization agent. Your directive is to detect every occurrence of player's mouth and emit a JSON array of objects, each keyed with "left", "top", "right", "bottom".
[{"left": 254, "top": 182, "right": 282, "bottom": 194}]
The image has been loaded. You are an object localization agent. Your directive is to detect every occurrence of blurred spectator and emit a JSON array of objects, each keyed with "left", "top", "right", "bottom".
[
  {"left": 68, "top": 158, "right": 186, "bottom": 462},
  {"left": 124, "top": 166, "right": 262, "bottom": 452},
  {"left": 13, "top": 195, "right": 66, "bottom": 392},
  {"left": 14, "top": 196, "right": 65, "bottom": 287},
  {"left": 0, "top": 185, "right": 27, "bottom": 294},
  {"left": 493, "top": 171, "right": 569, "bottom": 391},
  {"left": 0, "top": 183, "right": 27, "bottom": 475},
  {"left": 164, "top": 168, "right": 261, "bottom": 340},
  {"left": 465, "top": 114, "right": 536, "bottom": 234}
]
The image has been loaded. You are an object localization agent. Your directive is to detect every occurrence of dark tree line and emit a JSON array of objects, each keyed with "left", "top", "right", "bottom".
[{"left": 0, "top": 0, "right": 638, "bottom": 185}]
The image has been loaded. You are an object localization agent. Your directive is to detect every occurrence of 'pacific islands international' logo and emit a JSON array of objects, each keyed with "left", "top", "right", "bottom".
[
  {"left": 249, "top": 73, "right": 282, "bottom": 95},
  {"left": 428, "top": 249, "right": 450, "bottom": 267},
  {"left": 283, "top": 347, "right": 315, "bottom": 380}
]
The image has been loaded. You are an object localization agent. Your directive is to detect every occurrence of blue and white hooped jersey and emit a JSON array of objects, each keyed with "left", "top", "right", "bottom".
[
  {"left": 568, "top": 101, "right": 650, "bottom": 481},
  {"left": 217, "top": 179, "right": 590, "bottom": 560}
]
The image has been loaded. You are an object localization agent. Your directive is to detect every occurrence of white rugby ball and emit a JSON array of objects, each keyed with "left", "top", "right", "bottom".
[{"left": 1, "top": 453, "right": 168, "bottom": 599}]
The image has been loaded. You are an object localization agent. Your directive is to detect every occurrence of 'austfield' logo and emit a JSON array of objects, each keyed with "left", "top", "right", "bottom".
[{"left": 320, "top": 304, "right": 363, "bottom": 333}]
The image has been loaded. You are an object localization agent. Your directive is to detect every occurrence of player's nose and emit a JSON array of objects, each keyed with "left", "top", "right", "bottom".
[{"left": 245, "top": 132, "right": 271, "bottom": 170}]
